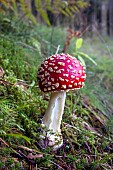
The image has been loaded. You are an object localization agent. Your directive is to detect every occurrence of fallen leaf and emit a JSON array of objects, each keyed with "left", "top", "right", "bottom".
[{"left": 27, "top": 153, "right": 43, "bottom": 159}]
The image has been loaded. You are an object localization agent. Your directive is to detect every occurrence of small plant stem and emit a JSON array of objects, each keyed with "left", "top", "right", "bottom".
[{"left": 55, "top": 45, "right": 60, "bottom": 54}]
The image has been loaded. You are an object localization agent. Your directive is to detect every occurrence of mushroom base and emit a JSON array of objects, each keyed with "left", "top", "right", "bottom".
[
  {"left": 47, "top": 132, "right": 63, "bottom": 150},
  {"left": 39, "top": 128, "right": 63, "bottom": 150}
]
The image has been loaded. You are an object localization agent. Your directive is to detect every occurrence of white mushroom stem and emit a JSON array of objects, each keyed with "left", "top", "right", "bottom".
[{"left": 42, "top": 91, "right": 66, "bottom": 147}]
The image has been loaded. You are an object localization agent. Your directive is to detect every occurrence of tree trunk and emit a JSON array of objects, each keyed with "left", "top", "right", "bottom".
[
  {"left": 101, "top": 0, "right": 107, "bottom": 35},
  {"left": 108, "top": 0, "right": 113, "bottom": 36}
]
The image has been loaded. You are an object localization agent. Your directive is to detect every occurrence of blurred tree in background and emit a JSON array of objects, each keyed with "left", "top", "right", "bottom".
[{"left": 0, "top": 0, "right": 113, "bottom": 36}]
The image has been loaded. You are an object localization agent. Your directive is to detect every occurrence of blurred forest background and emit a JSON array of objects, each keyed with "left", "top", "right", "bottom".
[
  {"left": 0, "top": 0, "right": 113, "bottom": 169},
  {"left": 1, "top": 0, "right": 113, "bottom": 36}
]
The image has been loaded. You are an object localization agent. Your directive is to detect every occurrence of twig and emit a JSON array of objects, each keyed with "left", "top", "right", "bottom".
[
  {"left": 49, "top": 160, "right": 65, "bottom": 170},
  {"left": 0, "top": 137, "right": 9, "bottom": 147},
  {"left": 16, "top": 41, "right": 37, "bottom": 51},
  {"left": 0, "top": 138, "right": 23, "bottom": 158},
  {"left": 63, "top": 122, "right": 81, "bottom": 132},
  {"left": 55, "top": 45, "right": 60, "bottom": 54}
]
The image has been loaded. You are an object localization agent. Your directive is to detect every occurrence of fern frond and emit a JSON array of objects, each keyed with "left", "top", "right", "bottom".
[
  {"left": 0, "top": 0, "right": 89, "bottom": 25},
  {"left": 35, "top": 0, "right": 51, "bottom": 26},
  {"left": 19, "top": 0, "right": 37, "bottom": 24},
  {"left": 11, "top": 0, "right": 18, "bottom": 13},
  {"left": 45, "top": 0, "right": 54, "bottom": 13},
  {"left": 0, "top": 0, "right": 17, "bottom": 14},
  {"left": 0, "top": 8, "right": 6, "bottom": 14}
]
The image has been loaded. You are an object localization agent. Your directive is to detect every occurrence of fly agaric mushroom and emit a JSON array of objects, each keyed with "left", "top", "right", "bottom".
[{"left": 37, "top": 53, "right": 86, "bottom": 150}]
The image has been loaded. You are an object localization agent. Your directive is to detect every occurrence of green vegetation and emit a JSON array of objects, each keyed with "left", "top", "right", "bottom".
[
  {"left": 0, "top": 16, "right": 113, "bottom": 170},
  {"left": 0, "top": 0, "right": 88, "bottom": 25}
]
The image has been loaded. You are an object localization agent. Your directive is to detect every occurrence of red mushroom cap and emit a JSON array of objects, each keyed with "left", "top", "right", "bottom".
[{"left": 37, "top": 53, "right": 86, "bottom": 92}]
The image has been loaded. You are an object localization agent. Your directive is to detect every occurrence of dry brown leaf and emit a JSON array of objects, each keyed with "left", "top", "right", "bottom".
[{"left": 27, "top": 153, "right": 43, "bottom": 159}]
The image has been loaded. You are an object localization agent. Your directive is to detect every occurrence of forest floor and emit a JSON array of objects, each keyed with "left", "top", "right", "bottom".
[{"left": 0, "top": 18, "right": 113, "bottom": 170}]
